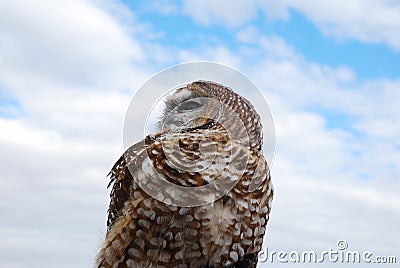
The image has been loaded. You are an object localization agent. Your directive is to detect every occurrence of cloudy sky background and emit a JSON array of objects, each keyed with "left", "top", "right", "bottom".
[{"left": 1, "top": 0, "right": 399, "bottom": 267}]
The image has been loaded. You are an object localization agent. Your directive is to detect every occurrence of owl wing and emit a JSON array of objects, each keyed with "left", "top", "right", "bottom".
[
  {"left": 106, "top": 141, "right": 146, "bottom": 228},
  {"left": 98, "top": 128, "right": 234, "bottom": 267},
  {"left": 106, "top": 126, "right": 236, "bottom": 227},
  {"left": 245, "top": 152, "right": 273, "bottom": 267}
]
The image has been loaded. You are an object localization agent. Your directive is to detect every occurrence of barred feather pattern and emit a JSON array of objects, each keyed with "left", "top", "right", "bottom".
[{"left": 96, "top": 81, "right": 273, "bottom": 268}]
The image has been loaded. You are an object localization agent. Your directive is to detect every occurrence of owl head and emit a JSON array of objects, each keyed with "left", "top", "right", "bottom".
[{"left": 159, "top": 81, "right": 263, "bottom": 152}]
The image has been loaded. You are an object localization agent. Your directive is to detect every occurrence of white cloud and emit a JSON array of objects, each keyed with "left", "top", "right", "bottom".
[
  {"left": 0, "top": 1, "right": 399, "bottom": 267},
  {"left": 150, "top": 0, "right": 179, "bottom": 14},
  {"left": 0, "top": 0, "right": 146, "bottom": 89},
  {"left": 288, "top": 0, "right": 400, "bottom": 50},
  {"left": 182, "top": 0, "right": 259, "bottom": 27},
  {"left": 178, "top": 46, "right": 242, "bottom": 68},
  {"left": 0, "top": 116, "right": 113, "bottom": 268},
  {"left": 0, "top": 1, "right": 156, "bottom": 267},
  {"left": 236, "top": 26, "right": 260, "bottom": 44},
  {"left": 258, "top": 35, "right": 299, "bottom": 60},
  {"left": 182, "top": 0, "right": 400, "bottom": 50}
]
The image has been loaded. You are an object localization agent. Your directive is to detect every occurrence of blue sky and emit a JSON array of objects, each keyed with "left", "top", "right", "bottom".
[
  {"left": 126, "top": 0, "right": 400, "bottom": 79},
  {"left": 0, "top": 1, "right": 399, "bottom": 267}
]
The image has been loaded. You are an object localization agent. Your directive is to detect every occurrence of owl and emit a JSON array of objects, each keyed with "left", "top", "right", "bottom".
[{"left": 96, "top": 81, "right": 273, "bottom": 268}]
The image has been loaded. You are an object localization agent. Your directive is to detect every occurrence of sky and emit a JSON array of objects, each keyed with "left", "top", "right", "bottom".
[{"left": 0, "top": 0, "right": 399, "bottom": 267}]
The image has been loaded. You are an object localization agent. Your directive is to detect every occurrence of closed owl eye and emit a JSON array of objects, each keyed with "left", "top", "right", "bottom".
[{"left": 177, "top": 100, "right": 202, "bottom": 111}]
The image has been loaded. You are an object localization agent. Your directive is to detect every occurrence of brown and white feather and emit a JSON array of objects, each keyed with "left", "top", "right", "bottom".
[{"left": 96, "top": 81, "right": 273, "bottom": 268}]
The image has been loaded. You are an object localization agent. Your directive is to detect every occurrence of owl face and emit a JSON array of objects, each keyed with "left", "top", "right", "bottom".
[
  {"left": 156, "top": 80, "right": 263, "bottom": 153},
  {"left": 159, "top": 87, "right": 222, "bottom": 132}
]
